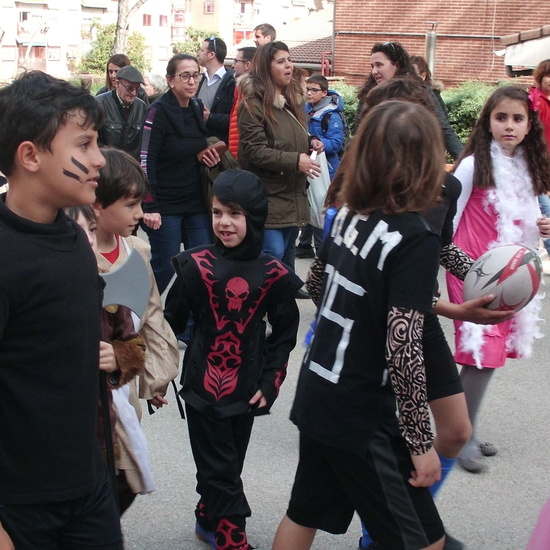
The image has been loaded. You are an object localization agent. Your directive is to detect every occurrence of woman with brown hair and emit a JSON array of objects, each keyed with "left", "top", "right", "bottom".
[{"left": 238, "top": 41, "right": 323, "bottom": 276}]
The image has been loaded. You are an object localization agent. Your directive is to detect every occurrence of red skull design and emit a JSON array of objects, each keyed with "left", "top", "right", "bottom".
[{"left": 225, "top": 277, "right": 249, "bottom": 312}]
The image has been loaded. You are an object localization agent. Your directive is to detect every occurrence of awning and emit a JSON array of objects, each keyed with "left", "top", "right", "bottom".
[
  {"left": 497, "top": 26, "right": 550, "bottom": 75},
  {"left": 16, "top": 39, "right": 47, "bottom": 47},
  {"left": 501, "top": 35, "right": 550, "bottom": 69}
]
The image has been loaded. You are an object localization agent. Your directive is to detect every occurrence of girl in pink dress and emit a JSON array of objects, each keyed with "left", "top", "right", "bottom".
[{"left": 447, "top": 86, "right": 550, "bottom": 473}]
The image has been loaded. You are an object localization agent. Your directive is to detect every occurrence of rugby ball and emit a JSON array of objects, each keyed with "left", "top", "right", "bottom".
[{"left": 463, "top": 245, "right": 542, "bottom": 312}]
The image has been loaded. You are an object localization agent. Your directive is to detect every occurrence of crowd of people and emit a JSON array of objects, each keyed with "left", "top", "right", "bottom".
[{"left": 1, "top": 23, "right": 550, "bottom": 550}]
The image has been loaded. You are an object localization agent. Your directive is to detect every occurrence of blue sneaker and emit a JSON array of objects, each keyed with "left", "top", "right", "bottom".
[{"left": 195, "top": 522, "right": 216, "bottom": 550}]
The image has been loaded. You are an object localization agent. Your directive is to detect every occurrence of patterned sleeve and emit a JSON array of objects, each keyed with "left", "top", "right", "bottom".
[
  {"left": 386, "top": 306, "right": 433, "bottom": 455},
  {"left": 440, "top": 243, "right": 474, "bottom": 281},
  {"left": 306, "top": 257, "right": 326, "bottom": 308}
]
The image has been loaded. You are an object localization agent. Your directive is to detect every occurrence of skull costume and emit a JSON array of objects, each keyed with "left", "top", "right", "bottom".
[{"left": 165, "top": 170, "right": 302, "bottom": 550}]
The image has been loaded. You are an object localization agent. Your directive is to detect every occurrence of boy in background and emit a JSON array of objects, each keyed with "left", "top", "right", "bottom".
[
  {"left": 0, "top": 71, "right": 122, "bottom": 548},
  {"left": 296, "top": 75, "right": 345, "bottom": 259}
]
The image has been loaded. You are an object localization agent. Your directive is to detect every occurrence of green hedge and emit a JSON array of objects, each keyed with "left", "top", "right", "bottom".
[
  {"left": 440, "top": 81, "right": 496, "bottom": 144},
  {"left": 329, "top": 80, "right": 359, "bottom": 135}
]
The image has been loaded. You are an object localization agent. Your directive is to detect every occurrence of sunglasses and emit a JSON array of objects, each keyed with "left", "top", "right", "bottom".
[
  {"left": 208, "top": 36, "right": 217, "bottom": 56},
  {"left": 118, "top": 80, "right": 141, "bottom": 94}
]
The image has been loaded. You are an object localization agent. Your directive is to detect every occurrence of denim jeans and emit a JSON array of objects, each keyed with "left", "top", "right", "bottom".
[
  {"left": 263, "top": 227, "right": 299, "bottom": 272},
  {"left": 143, "top": 212, "right": 212, "bottom": 295},
  {"left": 538, "top": 194, "right": 550, "bottom": 255}
]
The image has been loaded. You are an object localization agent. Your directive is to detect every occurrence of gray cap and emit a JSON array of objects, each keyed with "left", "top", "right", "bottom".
[{"left": 116, "top": 66, "right": 144, "bottom": 84}]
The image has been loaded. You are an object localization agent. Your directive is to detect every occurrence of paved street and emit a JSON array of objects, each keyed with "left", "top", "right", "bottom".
[{"left": 122, "top": 259, "right": 550, "bottom": 550}]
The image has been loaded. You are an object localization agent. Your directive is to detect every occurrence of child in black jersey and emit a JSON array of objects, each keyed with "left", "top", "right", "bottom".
[
  {"left": 273, "top": 101, "right": 448, "bottom": 550},
  {"left": 165, "top": 169, "right": 302, "bottom": 550}
]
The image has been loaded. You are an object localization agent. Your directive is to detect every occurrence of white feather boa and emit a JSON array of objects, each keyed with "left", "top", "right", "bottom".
[{"left": 459, "top": 141, "right": 544, "bottom": 367}]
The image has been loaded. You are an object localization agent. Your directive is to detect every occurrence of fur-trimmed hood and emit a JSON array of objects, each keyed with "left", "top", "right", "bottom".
[{"left": 238, "top": 73, "right": 294, "bottom": 110}]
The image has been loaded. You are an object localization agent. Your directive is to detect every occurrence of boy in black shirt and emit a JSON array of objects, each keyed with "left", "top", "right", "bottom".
[{"left": 0, "top": 71, "right": 122, "bottom": 549}]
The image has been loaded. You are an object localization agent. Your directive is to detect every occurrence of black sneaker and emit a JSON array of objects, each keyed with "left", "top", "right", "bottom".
[
  {"left": 295, "top": 288, "right": 310, "bottom": 300},
  {"left": 444, "top": 533, "right": 465, "bottom": 550},
  {"left": 295, "top": 246, "right": 315, "bottom": 259}
]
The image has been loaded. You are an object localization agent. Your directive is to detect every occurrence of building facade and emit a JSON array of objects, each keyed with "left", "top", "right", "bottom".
[
  {"left": 333, "top": 0, "right": 550, "bottom": 88},
  {"left": 0, "top": 0, "right": 317, "bottom": 82}
]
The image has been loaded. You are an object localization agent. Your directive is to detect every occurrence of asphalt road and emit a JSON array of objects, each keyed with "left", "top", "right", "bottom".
[{"left": 121, "top": 259, "right": 550, "bottom": 550}]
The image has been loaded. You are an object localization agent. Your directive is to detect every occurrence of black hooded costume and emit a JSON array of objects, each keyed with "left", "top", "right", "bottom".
[{"left": 164, "top": 169, "right": 302, "bottom": 549}]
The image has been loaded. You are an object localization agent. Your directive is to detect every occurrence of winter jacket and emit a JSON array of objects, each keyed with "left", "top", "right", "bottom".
[
  {"left": 237, "top": 76, "right": 311, "bottom": 229},
  {"left": 196, "top": 69, "right": 236, "bottom": 145},
  {"left": 228, "top": 82, "right": 243, "bottom": 159},
  {"left": 96, "top": 90, "right": 148, "bottom": 160},
  {"left": 306, "top": 90, "right": 345, "bottom": 179},
  {"left": 140, "top": 90, "right": 209, "bottom": 215}
]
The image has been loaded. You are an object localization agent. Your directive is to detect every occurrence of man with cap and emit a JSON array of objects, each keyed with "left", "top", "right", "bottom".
[{"left": 96, "top": 65, "right": 148, "bottom": 160}]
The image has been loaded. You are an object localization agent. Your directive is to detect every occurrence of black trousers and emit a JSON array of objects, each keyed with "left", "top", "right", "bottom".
[{"left": 186, "top": 405, "right": 254, "bottom": 521}]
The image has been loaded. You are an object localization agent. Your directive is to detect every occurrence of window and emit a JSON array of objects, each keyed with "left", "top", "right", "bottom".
[
  {"left": 143, "top": 13, "right": 151, "bottom": 26},
  {"left": 159, "top": 14, "right": 168, "bottom": 27},
  {"left": 204, "top": 0, "right": 215, "bottom": 14}
]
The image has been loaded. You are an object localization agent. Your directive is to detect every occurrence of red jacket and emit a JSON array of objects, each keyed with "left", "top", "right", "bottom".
[
  {"left": 529, "top": 86, "right": 550, "bottom": 153},
  {"left": 228, "top": 86, "right": 242, "bottom": 159}
]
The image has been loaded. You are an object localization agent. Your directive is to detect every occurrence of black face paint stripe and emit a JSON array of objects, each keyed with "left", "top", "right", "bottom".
[
  {"left": 71, "top": 156, "right": 89, "bottom": 174},
  {"left": 63, "top": 168, "right": 83, "bottom": 181}
]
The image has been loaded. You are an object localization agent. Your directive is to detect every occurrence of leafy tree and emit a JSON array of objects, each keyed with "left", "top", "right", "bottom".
[
  {"left": 114, "top": 0, "right": 148, "bottom": 55},
  {"left": 80, "top": 21, "right": 150, "bottom": 75},
  {"left": 172, "top": 27, "right": 220, "bottom": 56}
]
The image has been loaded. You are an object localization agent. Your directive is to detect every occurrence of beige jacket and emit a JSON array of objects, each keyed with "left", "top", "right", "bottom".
[{"left": 97, "top": 235, "right": 179, "bottom": 493}]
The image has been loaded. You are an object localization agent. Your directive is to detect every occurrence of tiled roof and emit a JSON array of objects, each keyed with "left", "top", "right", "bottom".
[
  {"left": 227, "top": 8, "right": 334, "bottom": 65},
  {"left": 500, "top": 25, "right": 550, "bottom": 46}
]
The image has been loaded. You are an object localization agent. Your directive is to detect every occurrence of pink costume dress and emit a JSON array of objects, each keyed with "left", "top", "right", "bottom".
[{"left": 446, "top": 140, "right": 543, "bottom": 368}]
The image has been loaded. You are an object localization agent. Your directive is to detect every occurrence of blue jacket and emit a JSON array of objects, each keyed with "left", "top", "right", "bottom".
[{"left": 306, "top": 90, "right": 345, "bottom": 179}]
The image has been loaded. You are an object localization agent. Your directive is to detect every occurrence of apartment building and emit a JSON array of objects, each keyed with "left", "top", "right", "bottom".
[{"left": 0, "top": 0, "right": 318, "bottom": 82}]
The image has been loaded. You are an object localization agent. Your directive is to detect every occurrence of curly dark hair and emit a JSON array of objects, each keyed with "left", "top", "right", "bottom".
[
  {"left": 357, "top": 42, "right": 416, "bottom": 105},
  {"left": 453, "top": 86, "right": 550, "bottom": 194}
]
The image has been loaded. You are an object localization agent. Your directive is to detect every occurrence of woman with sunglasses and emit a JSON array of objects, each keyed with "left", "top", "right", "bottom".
[
  {"left": 238, "top": 41, "right": 323, "bottom": 281},
  {"left": 140, "top": 53, "right": 220, "bottom": 296},
  {"left": 357, "top": 42, "right": 463, "bottom": 160}
]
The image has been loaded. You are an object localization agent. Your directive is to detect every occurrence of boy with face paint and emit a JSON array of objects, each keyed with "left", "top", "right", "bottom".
[
  {"left": 0, "top": 71, "right": 123, "bottom": 548},
  {"left": 165, "top": 169, "right": 302, "bottom": 550}
]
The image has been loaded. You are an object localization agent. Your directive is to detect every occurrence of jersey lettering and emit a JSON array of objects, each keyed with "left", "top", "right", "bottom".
[
  {"left": 309, "top": 264, "right": 365, "bottom": 384},
  {"left": 359, "top": 220, "right": 403, "bottom": 269},
  {"left": 310, "top": 209, "right": 403, "bottom": 384}
]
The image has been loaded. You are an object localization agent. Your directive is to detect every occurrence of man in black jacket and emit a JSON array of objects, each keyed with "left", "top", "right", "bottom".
[
  {"left": 196, "top": 36, "right": 235, "bottom": 145},
  {"left": 96, "top": 65, "right": 148, "bottom": 160}
]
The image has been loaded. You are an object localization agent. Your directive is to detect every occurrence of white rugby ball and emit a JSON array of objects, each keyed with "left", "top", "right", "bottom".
[{"left": 463, "top": 245, "right": 542, "bottom": 312}]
